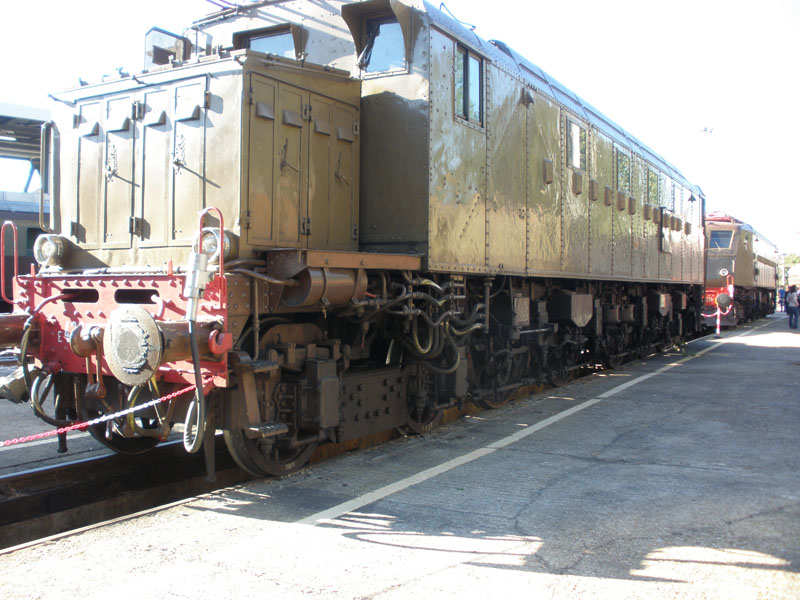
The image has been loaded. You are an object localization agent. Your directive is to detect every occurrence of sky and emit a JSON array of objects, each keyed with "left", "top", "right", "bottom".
[{"left": 1, "top": 0, "right": 799, "bottom": 252}]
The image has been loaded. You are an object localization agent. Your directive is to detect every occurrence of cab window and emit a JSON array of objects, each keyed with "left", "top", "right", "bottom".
[
  {"left": 455, "top": 46, "right": 483, "bottom": 125},
  {"left": 709, "top": 230, "right": 733, "bottom": 249},
  {"left": 235, "top": 27, "right": 295, "bottom": 59},
  {"left": 567, "top": 121, "right": 587, "bottom": 171},
  {"left": 616, "top": 150, "right": 631, "bottom": 194},
  {"left": 648, "top": 169, "right": 659, "bottom": 203},
  {"left": 249, "top": 31, "right": 295, "bottom": 58},
  {"left": 359, "top": 18, "right": 405, "bottom": 72}
]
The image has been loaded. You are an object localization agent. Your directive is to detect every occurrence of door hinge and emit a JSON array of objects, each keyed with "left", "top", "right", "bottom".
[
  {"left": 300, "top": 217, "right": 311, "bottom": 235},
  {"left": 243, "top": 210, "right": 251, "bottom": 229},
  {"left": 302, "top": 104, "right": 312, "bottom": 121},
  {"left": 248, "top": 86, "right": 254, "bottom": 105},
  {"left": 352, "top": 225, "right": 359, "bottom": 240},
  {"left": 129, "top": 216, "right": 144, "bottom": 236}
]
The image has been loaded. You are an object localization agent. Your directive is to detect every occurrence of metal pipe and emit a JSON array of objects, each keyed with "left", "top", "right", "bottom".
[{"left": 230, "top": 268, "right": 298, "bottom": 287}]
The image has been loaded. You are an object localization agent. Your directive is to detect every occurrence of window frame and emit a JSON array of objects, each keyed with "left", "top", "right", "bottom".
[
  {"left": 647, "top": 168, "right": 659, "bottom": 205},
  {"left": 359, "top": 16, "right": 407, "bottom": 75},
  {"left": 567, "top": 120, "right": 587, "bottom": 172},
  {"left": 709, "top": 230, "right": 734, "bottom": 250},
  {"left": 616, "top": 148, "right": 631, "bottom": 195},
  {"left": 233, "top": 25, "right": 296, "bottom": 59},
  {"left": 454, "top": 45, "right": 484, "bottom": 127}
]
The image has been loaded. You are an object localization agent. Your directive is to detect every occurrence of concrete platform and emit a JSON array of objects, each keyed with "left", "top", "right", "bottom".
[{"left": 1, "top": 314, "right": 799, "bottom": 599}]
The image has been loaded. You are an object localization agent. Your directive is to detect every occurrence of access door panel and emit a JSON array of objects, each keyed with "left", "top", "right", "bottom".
[
  {"left": 247, "top": 75, "right": 278, "bottom": 246},
  {"left": 171, "top": 81, "right": 207, "bottom": 244},
  {"left": 74, "top": 101, "right": 103, "bottom": 247},
  {"left": 103, "top": 96, "right": 134, "bottom": 248},
  {"left": 138, "top": 89, "right": 172, "bottom": 247},
  {"left": 276, "top": 84, "right": 306, "bottom": 247}
]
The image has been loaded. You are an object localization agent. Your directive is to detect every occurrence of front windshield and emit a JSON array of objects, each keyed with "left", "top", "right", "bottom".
[
  {"left": 249, "top": 32, "right": 295, "bottom": 59},
  {"left": 709, "top": 230, "right": 733, "bottom": 249},
  {"left": 359, "top": 19, "right": 404, "bottom": 72}
]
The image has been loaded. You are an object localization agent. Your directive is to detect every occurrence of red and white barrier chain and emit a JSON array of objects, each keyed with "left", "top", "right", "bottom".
[{"left": 0, "top": 381, "right": 202, "bottom": 448}]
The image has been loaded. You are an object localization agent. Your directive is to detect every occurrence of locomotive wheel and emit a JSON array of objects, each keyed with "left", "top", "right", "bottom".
[
  {"left": 82, "top": 409, "right": 161, "bottom": 455},
  {"left": 602, "top": 340, "right": 625, "bottom": 369},
  {"left": 223, "top": 430, "right": 317, "bottom": 477},
  {"left": 547, "top": 346, "right": 572, "bottom": 387},
  {"left": 81, "top": 383, "right": 161, "bottom": 455},
  {"left": 407, "top": 406, "right": 444, "bottom": 434},
  {"left": 477, "top": 349, "right": 526, "bottom": 409}
]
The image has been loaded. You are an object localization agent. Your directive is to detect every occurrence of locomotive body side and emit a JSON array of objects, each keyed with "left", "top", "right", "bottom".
[{"left": 348, "top": 1, "right": 705, "bottom": 286}]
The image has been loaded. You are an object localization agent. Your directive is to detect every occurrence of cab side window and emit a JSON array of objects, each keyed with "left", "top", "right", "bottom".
[
  {"left": 567, "top": 121, "right": 587, "bottom": 171},
  {"left": 648, "top": 169, "right": 659, "bottom": 204},
  {"left": 616, "top": 150, "right": 631, "bottom": 194},
  {"left": 455, "top": 46, "right": 483, "bottom": 125}
]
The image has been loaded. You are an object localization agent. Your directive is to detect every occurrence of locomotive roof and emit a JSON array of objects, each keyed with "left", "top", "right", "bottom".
[
  {"left": 706, "top": 212, "right": 778, "bottom": 252},
  {"left": 420, "top": 1, "right": 700, "bottom": 197}
]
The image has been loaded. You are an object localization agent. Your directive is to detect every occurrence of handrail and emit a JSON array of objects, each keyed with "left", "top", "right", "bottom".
[{"left": 0, "top": 221, "right": 20, "bottom": 305}]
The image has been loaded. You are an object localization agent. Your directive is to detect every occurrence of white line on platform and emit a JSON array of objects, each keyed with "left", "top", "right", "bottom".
[
  {"left": 0, "top": 431, "right": 90, "bottom": 453},
  {"left": 298, "top": 318, "right": 776, "bottom": 526}
]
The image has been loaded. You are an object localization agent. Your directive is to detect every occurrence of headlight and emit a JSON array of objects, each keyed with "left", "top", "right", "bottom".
[
  {"left": 33, "top": 234, "right": 67, "bottom": 267},
  {"left": 196, "top": 228, "right": 238, "bottom": 264}
]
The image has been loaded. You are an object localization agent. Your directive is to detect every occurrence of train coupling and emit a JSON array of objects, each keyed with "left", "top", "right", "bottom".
[{"left": 81, "top": 306, "right": 230, "bottom": 387}]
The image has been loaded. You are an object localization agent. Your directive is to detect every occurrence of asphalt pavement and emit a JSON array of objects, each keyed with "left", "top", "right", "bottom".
[{"left": 1, "top": 313, "right": 798, "bottom": 599}]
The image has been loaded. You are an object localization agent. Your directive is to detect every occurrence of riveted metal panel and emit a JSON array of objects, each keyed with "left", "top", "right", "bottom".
[
  {"left": 612, "top": 145, "right": 632, "bottom": 278},
  {"left": 486, "top": 63, "right": 526, "bottom": 273},
  {"left": 561, "top": 112, "right": 589, "bottom": 274},
  {"left": 428, "top": 29, "right": 485, "bottom": 271},
  {"left": 526, "top": 91, "right": 561, "bottom": 274},
  {"left": 672, "top": 183, "right": 684, "bottom": 281},
  {"left": 630, "top": 155, "right": 645, "bottom": 279},
  {"left": 658, "top": 174, "right": 673, "bottom": 280},
  {"left": 689, "top": 196, "right": 704, "bottom": 282},
  {"left": 589, "top": 131, "right": 613, "bottom": 275}
]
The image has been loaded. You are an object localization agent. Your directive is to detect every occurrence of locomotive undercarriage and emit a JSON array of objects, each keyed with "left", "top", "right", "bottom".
[
  {"left": 213, "top": 271, "right": 700, "bottom": 477},
  {"left": 14, "top": 265, "right": 701, "bottom": 479}
]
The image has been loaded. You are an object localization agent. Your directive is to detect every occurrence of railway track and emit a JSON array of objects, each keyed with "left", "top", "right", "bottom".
[
  {"left": 0, "top": 438, "right": 252, "bottom": 550},
  {"left": 1, "top": 330, "right": 716, "bottom": 551}
]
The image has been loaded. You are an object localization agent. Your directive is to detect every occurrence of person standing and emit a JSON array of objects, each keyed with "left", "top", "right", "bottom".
[
  {"left": 779, "top": 287, "right": 786, "bottom": 312},
  {"left": 786, "top": 285, "right": 799, "bottom": 329}
]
